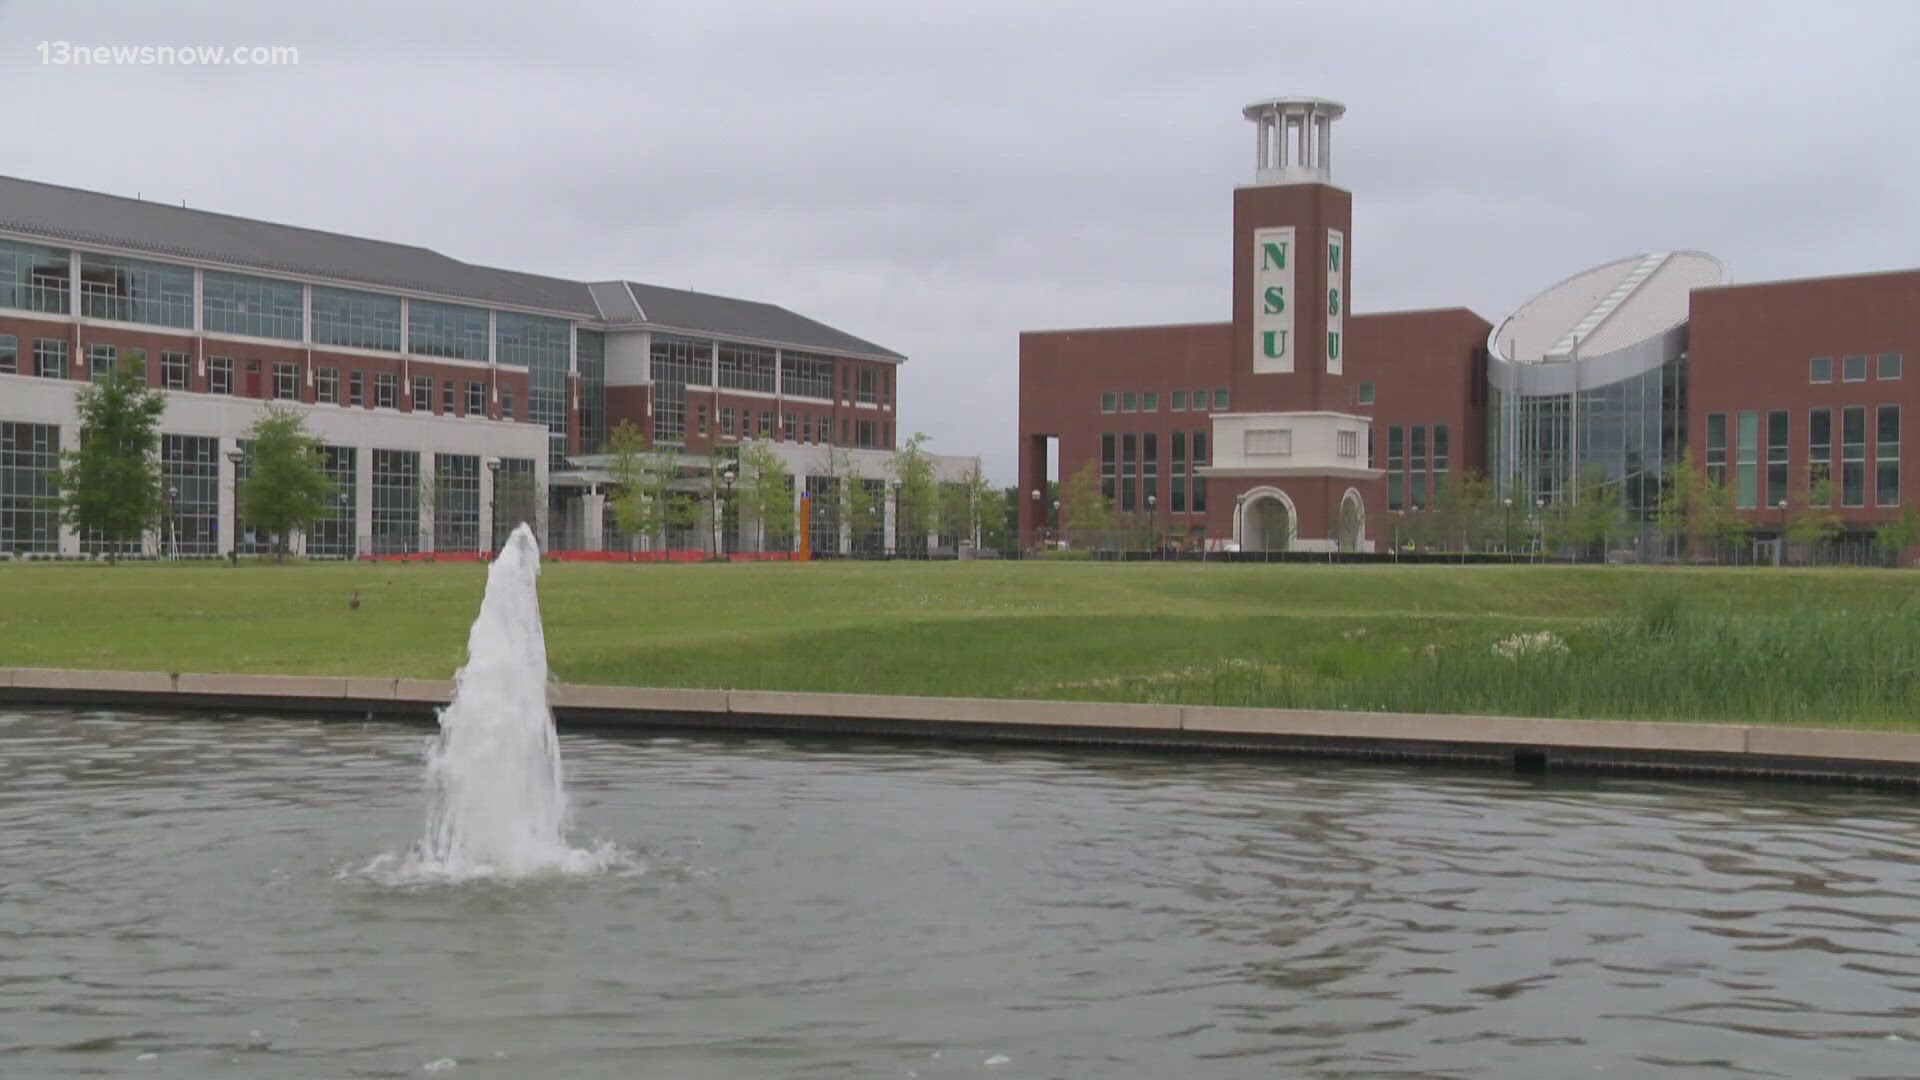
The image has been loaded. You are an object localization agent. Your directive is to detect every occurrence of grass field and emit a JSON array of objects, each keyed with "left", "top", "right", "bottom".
[{"left": 2, "top": 559, "right": 1918, "bottom": 727}]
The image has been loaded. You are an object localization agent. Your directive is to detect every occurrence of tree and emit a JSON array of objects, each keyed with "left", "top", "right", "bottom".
[
  {"left": 1430, "top": 469, "right": 1498, "bottom": 551},
  {"left": 1656, "top": 452, "right": 1706, "bottom": 560},
  {"left": 1693, "top": 470, "right": 1749, "bottom": 561},
  {"left": 238, "top": 405, "right": 335, "bottom": 563},
  {"left": 1786, "top": 475, "right": 1842, "bottom": 554},
  {"left": 960, "top": 461, "right": 1005, "bottom": 549},
  {"left": 606, "top": 421, "right": 676, "bottom": 550},
  {"left": 737, "top": 440, "right": 794, "bottom": 553},
  {"left": 1059, "top": 459, "right": 1113, "bottom": 549},
  {"left": 1875, "top": 503, "right": 1920, "bottom": 563},
  {"left": 887, "top": 431, "right": 938, "bottom": 557},
  {"left": 53, "top": 350, "right": 165, "bottom": 563}
]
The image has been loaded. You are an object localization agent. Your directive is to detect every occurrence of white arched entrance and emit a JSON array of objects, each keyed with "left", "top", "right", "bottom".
[
  {"left": 1236, "top": 486, "right": 1297, "bottom": 552},
  {"left": 1336, "top": 487, "right": 1366, "bottom": 552}
]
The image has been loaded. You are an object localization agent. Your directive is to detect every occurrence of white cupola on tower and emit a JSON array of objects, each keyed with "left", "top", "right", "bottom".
[{"left": 1243, "top": 97, "right": 1345, "bottom": 186}]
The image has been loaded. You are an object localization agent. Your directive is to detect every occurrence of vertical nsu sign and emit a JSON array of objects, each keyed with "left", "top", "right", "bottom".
[
  {"left": 1251, "top": 226, "right": 1295, "bottom": 374},
  {"left": 1326, "top": 229, "right": 1344, "bottom": 375}
]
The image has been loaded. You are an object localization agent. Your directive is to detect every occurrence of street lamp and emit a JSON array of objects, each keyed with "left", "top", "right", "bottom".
[
  {"left": 485, "top": 457, "right": 501, "bottom": 554},
  {"left": 1503, "top": 497, "right": 1513, "bottom": 560},
  {"left": 226, "top": 448, "right": 244, "bottom": 566},
  {"left": 892, "top": 480, "right": 905, "bottom": 558},
  {"left": 1777, "top": 497, "right": 1789, "bottom": 566},
  {"left": 1030, "top": 488, "right": 1040, "bottom": 552},
  {"left": 1535, "top": 495, "right": 1547, "bottom": 564},
  {"left": 717, "top": 464, "right": 736, "bottom": 557},
  {"left": 1146, "top": 493, "right": 1158, "bottom": 556},
  {"left": 165, "top": 484, "right": 178, "bottom": 560}
]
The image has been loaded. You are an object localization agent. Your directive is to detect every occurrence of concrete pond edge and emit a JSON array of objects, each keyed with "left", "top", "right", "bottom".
[{"left": 2, "top": 666, "right": 1917, "bottom": 787}]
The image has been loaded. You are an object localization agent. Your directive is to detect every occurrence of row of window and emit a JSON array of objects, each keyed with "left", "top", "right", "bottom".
[
  {"left": 1706, "top": 407, "right": 1902, "bottom": 510},
  {"left": 0, "top": 335, "right": 517, "bottom": 421},
  {"left": 1099, "top": 431, "right": 1211, "bottom": 515},
  {"left": 1385, "top": 425, "right": 1451, "bottom": 513},
  {"left": 1810, "top": 353, "right": 1902, "bottom": 384},
  {"left": 1101, "top": 388, "right": 1229, "bottom": 415},
  {"left": 0, "top": 238, "right": 580, "bottom": 368}
]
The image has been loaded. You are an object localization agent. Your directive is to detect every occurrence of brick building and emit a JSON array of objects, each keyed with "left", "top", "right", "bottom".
[
  {"left": 0, "top": 175, "right": 971, "bottom": 558},
  {"left": 1019, "top": 98, "right": 1919, "bottom": 558}
]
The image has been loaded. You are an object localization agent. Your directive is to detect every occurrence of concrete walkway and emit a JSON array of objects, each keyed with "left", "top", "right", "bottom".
[{"left": 3, "top": 666, "right": 1918, "bottom": 786}]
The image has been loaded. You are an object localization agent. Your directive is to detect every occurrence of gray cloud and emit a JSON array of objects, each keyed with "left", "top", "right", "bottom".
[{"left": 3, "top": 0, "right": 1915, "bottom": 482}]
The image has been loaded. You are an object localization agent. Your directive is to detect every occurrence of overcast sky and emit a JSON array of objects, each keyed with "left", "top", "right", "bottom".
[{"left": 4, "top": 1, "right": 1916, "bottom": 483}]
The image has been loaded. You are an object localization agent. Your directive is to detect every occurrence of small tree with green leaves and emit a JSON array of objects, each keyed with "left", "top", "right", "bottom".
[
  {"left": 53, "top": 350, "right": 165, "bottom": 563},
  {"left": 958, "top": 461, "right": 1003, "bottom": 549},
  {"left": 1787, "top": 475, "right": 1842, "bottom": 556},
  {"left": 888, "top": 432, "right": 939, "bottom": 557},
  {"left": 1693, "top": 471, "right": 1748, "bottom": 563},
  {"left": 238, "top": 405, "right": 335, "bottom": 563},
  {"left": 737, "top": 440, "right": 794, "bottom": 553},
  {"left": 1875, "top": 503, "right": 1920, "bottom": 564},
  {"left": 1060, "top": 459, "right": 1113, "bottom": 550},
  {"left": 1657, "top": 452, "right": 1706, "bottom": 561},
  {"left": 606, "top": 421, "right": 677, "bottom": 550}
]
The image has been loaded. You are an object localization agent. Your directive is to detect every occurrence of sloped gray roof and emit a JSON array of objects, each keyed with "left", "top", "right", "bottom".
[
  {"left": 621, "top": 281, "right": 904, "bottom": 360},
  {"left": 0, "top": 174, "right": 905, "bottom": 360}
]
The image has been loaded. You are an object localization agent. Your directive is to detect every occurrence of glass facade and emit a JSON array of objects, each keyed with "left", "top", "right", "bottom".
[
  {"left": 575, "top": 330, "right": 605, "bottom": 456},
  {"left": 311, "top": 286, "right": 402, "bottom": 351},
  {"left": 0, "top": 422, "right": 60, "bottom": 553},
  {"left": 1491, "top": 352, "right": 1686, "bottom": 523},
  {"left": 78, "top": 253, "right": 193, "bottom": 328},
  {"left": 433, "top": 453, "right": 481, "bottom": 552},
  {"left": 160, "top": 435, "right": 220, "bottom": 555},
  {"left": 309, "top": 446, "right": 357, "bottom": 558},
  {"left": 782, "top": 351, "right": 835, "bottom": 400},
  {"left": 371, "top": 448, "right": 420, "bottom": 553},
  {"left": 498, "top": 312, "right": 572, "bottom": 468},
  {"left": 0, "top": 240, "right": 71, "bottom": 314},
  {"left": 492, "top": 457, "right": 538, "bottom": 550},
  {"left": 720, "top": 343, "right": 776, "bottom": 394},
  {"left": 409, "top": 299, "right": 489, "bottom": 361},
  {"left": 203, "top": 270, "right": 304, "bottom": 340}
]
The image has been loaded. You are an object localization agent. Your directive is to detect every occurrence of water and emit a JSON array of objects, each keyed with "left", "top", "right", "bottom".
[
  {"left": 371, "top": 524, "right": 611, "bottom": 882},
  {"left": 7, "top": 711, "right": 1920, "bottom": 1078}
]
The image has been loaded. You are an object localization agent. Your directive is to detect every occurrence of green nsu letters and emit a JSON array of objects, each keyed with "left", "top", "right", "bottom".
[{"left": 1260, "top": 239, "right": 1289, "bottom": 359}]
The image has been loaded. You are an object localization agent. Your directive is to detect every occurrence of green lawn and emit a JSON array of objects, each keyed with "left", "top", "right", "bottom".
[{"left": 3, "top": 560, "right": 1918, "bottom": 727}]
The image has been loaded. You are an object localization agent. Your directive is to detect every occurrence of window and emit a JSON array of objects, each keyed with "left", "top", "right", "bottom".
[
  {"left": 308, "top": 446, "right": 358, "bottom": 558},
  {"left": 759, "top": 411, "right": 774, "bottom": 437},
  {"left": 799, "top": 414, "right": 808, "bottom": 443},
  {"left": 720, "top": 407, "right": 735, "bottom": 438},
  {"left": 273, "top": 362, "right": 299, "bottom": 400},
  {"left": 653, "top": 381, "right": 686, "bottom": 444},
  {"left": 1121, "top": 392, "right": 1136, "bottom": 413},
  {"left": 1735, "top": 411, "right": 1758, "bottom": 508},
  {"left": 856, "top": 419, "right": 876, "bottom": 448},
  {"left": 1, "top": 421, "right": 62, "bottom": 552},
  {"left": 1100, "top": 432, "right": 1117, "bottom": 503},
  {"left": 1171, "top": 390, "right": 1186, "bottom": 411},
  {"left": 1191, "top": 431, "right": 1208, "bottom": 514},
  {"left": 348, "top": 370, "right": 364, "bottom": 407},
  {"left": 161, "top": 351, "right": 189, "bottom": 390},
  {"left": 202, "top": 271, "right": 303, "bottom": 341},
  {"left": 1705, "top": 412, "right": 1727, "bottom": 488},
  {"left": 317, "top": 367, "right": 338, "bottom": 404},
  {"left": 1101, "top": 392, "right": 1116, "bottom": 413},
  {"left": 883, "top": 367, "right": 892, "bottom": 408},
  {"left": 1880, "top": 353, "right": 1903, "bottom": 381},
  {"left": 1192, "top": 388, "right": 1207, "bottom": 413},
  {"left": 1387, "top": 425, "right": 1404, "bottom": 511},
  {"left": 841, "top": 418, "right": 850, "bottom": 445},
  {"left": 370, "top": 449, "right": 420, "bottom": 554},
  {"left": 209, "top": 356, "right": 233, "bottom": 395},
  {"left": 1171, "top": 431, "right": 1187, "bottom": 512},
  {"left": 1765, "top": 411, "right": 1789, "bottom": 509},
  {"left": 1410, "top": 426, "right": 1428, "bottom": 510},
  {"left": 781, "top": 351, "right": 835, "bottom": 399},
  {"left": 433, "top": 454, "right": 481, "bottom": 552},
  {"left": 1843, "top": 354, "right": 1868, "bottom": 382},
  {"left": 700, "top": 405, "right": 710, "bottom": 439},
  {"left": 719, "top": 343, "right": 775, "bottom": 393},
  {"left": 442, "top": 380, "right": 455, "bottom": 414},
  {"left": 652, "top": 335, "right": 713, "bottom": 387},
  {"left": 1434, "top": 425, "right": 1450, "bottom": 491},
  {"left": 411, "top": 376, "right": 433, "bottom": 411},
  {"left": 1338, "top": 430, "right": 1359, "bottom": 458},
  {"left": 0, "top": 334, "right": 14, "bottom": 374},
  {"left": 466, "top": 380, "right": 484, "bottom": 416},
  {"left": 1121, "top": 433, "right": 1137, "bottom": 511},
  {"left": 1245, "top": 429, "right": 1293, "bottom": 456},
  {"left": 310, "top": 286, "right": 402, "bottom": 352},
  {"left": 1842, "top": 407, "right": 1866, "bottom": 507},
  {"left": 1143, "top": 392, "right": 1159, "bottom": 412},
  {"left": 501, "top": 386, "right": 514, "bottom": 421},
  {"left": 376, "top": 373, "right": 398, "bottom": 409},
  {"left": 34, "top": 339, "right": 67, "bottom": 379},
  {"left": 160, "top": 435, "right": 220, "bottom": 555},
  {"left": 1878, "top": 406, "right": 1900, "bottom": 507},
  {"left": 78, "top": 253, "right": 193, "bottom": 328},
  {"left": 500, "top": 313, "right": 574, "bottom": 465},
  {"left": 0, "top": 239, "right": 72, "bottom": 314},
  {"left": 1357, "top": 381, "right": 1375, "bottom": 406},
  {"left": 408, "top": 300, "right": 489, "bottom": 361},
  {"left": 87, "top": 344, "right": 115, "bottom": 383},
  {"left": 1810, "top": 356, "right": 1833, "bottom": 383},
  {"left": 1809, "top": 408, "right": 1832, "bottom": 498},
  {"left": 783, "top": 412, "right": 797, "bottom": 441},
  {"left": 1213, "top": 388, "right": 1229, "bottom": 410},
  {"left": 1143, "top": 433, "right": 1158, "bottom": 511}
]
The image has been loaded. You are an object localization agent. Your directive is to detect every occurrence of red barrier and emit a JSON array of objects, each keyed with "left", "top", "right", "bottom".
[{"left": 358, "top": 549, "right": 801, "bottom": 563}]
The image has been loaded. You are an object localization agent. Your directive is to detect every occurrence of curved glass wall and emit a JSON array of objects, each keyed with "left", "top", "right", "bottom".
[{"left": 1490, "top": 351, "right": 1687, "bottom": 525}]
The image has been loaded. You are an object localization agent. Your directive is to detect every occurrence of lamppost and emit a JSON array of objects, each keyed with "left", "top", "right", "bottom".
[
  {"left": 1777, "top": 497, "right": 1789, "bottom": 566},
  {"left": 1029, "top": 488, "right": 1040, "bottom": 553},
  {"left": 1051, "top": 499, "right": 1059, "bottom": 550},
  {"left": 165, "top": 484, "right": 178, "bottom": 560},
  {"left": 225, "top": 447, "right": 244, "bottom": 567},
  {"left": 1503, "top": 497, "right": 1513, "bottom": 560},
  {"left": 891, "top": 480, "right": 904, "bottom": 558},
  {"left": 1146, "top": 493, "right": 1158, "bottom": 557},
  {"left": 1535, "top": 495, "right": 1547, "bottom": 564},
  {"left": 485, "top": 457, "right": 501, "bottom": 555},
  {"left": 337, "top": 491, "right": 350, "bottom": 559}
]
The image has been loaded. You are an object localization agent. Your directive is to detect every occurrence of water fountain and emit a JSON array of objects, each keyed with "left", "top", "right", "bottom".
[{"left": 370, "top": 523, "right": 613, "bottom": 881}]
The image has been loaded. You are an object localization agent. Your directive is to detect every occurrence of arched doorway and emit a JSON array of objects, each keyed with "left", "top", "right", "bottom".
[
  {"left": 1336, "top": 488, "right": 1365, "bottom": 552},
  {"left": 1238, "top": 488, "right": 1296, "bottom": 552}
]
